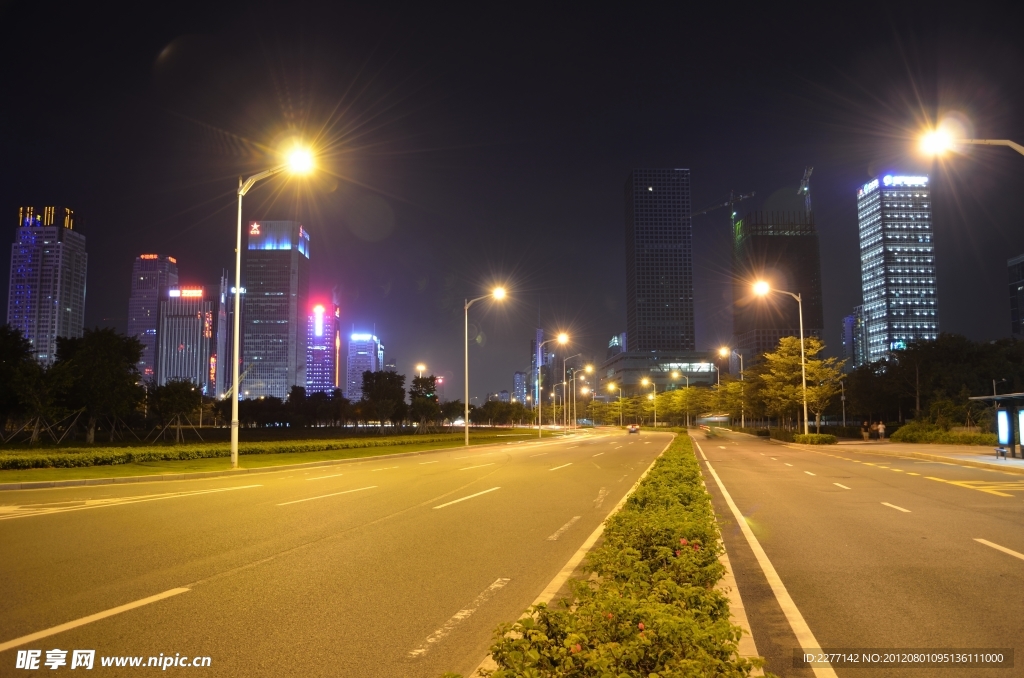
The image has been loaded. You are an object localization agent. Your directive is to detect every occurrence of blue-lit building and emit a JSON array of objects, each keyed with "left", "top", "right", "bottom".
[
  {"left": 306, "top": 302, "right": 340, "bottom": 395},
  {"left": 156, "top": 286, "right": 214, "bottom": 393},
  {"left": 127, "top": 253, "right": 178, "bottom": 381},
  {"left": 856, "top": 174, "right": 939, "bottom": 363},
  {"left": 513, "top": 371, "right": 528, "bottom": 404},
  {"left": 346, "top": 332, "right": 384, "bottom": 400},
  {"left": 242, "top": 221, "right": 310, "bottom": 399},
  {"left": 7, "top": 206, "right": 87, "bottom": 365}
]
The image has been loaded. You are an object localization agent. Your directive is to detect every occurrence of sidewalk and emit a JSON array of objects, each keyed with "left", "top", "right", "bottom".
[{"left": 826, "top": 439, "right": 1024, "bottom": 475}]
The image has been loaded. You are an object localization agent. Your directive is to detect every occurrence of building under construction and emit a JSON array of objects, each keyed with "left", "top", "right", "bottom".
[{"left": 732, "top": 210, "right": 824, "bottom": 359}]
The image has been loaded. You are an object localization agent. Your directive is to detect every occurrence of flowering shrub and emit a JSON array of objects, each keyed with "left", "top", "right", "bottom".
[{"left": 453, "top": 435, "right": 765, "bottom": 677}]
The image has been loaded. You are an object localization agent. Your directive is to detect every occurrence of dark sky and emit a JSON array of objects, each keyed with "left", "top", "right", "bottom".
[{"left": 4, "top": 1, "right": 1024, "bottom": 401}]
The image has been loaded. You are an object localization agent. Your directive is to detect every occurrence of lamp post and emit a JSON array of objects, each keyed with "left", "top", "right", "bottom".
[
  {"left": 569, "top": 364, "right": 593, "bottom": 430},
  {"left": 719, "top": 347, "right": 745, "bottom": 428},
  {"left": 607, "top": 382, "right": 623, "bottom": 427},
  {"left": 536, "top": 333, "right": 569, "bottom": 438},
  {"left": 562, "top": 353, "right": 582, "bottom": 432},
  {"left": 465, "top": 287, "right": 506, "bottom": 446},
  {"left": 416, "top": 363, "right": 426, "bottom": 379},
  {"left": 754, "top": 280, "right": 808, "bottom": 435},
  {"left": 670, "top": 370, "right": 691, "bottom": 427},
  {"left": 920, "top": 129, "right": 1024, "bottom": 158},
  {"left": 230, "top": 146, "right": 314, "bottom": 470},
  {"left": 640, "top": 377, "right": 657, "bottom": 428}
]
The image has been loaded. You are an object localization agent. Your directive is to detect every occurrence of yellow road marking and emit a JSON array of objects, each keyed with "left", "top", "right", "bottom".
[{"left": 925, "top": 477, "right": 1014, "bottom": 497}]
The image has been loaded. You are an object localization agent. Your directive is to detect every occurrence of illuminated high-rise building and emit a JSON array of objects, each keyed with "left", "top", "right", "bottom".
[
  {"left": 346, "top": 332, "right": 384, "bottom": 400},
  {"left": 7, "top": 206, "right": 87, "bottom": 365},
  {"left": 306, "top": 302, "right": 340, "bottom": 394},
  {"left": 856, "top": 174, "right": 938, "bottom": 362},
  {"left": 127, "top": 253, "right": 178, "bottom": 380},
  {"left": 156, "top": 286, "right": 214, "bottom": 393},
  {"left": 242, "top": 220, "right": 310, "bottom": 399},
  {"left": 513, "top": 371, "right": 528, "bottom": 404},
  {"left": 624, "top": 169, "right": 694, "bottom": 351}
]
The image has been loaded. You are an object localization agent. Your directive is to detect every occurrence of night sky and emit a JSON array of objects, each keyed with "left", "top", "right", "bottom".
[{"left": 4, "top": 2, "right": 1024, "bottom": 401}]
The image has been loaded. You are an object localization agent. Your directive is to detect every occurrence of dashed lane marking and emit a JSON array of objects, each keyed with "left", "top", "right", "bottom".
[
  {"left": 592, "top": 453, "right": 604, "bottom": 457},
  {"left": 433, "top": 487, "right": 500, "bottom": 509},
  {"left": 975, "top": 538, "right": 1024, "bottom": 563},
  {"left": 419, "top": 460, "right": 439, "bottom": 465},
  {"left": 549, "top": 463, "right": 573, "bottom": 471},
  {"left": 881, "top": 502, "right": 911, "bottom": 513},
  {"left": 547, "top": 516, "right": 581, "bottom": 540},
  {"left": 459, "top": 463, "right": 494, "bottom": 471},
  {"left": 307, "top": 473, "right": 345, "bottom": 481},
  {"left": 529, "top": 453, "right": 547, "bottom": 458},
  {"left": 834, "top": 483, "right": 851, "bottom": 490},
  {"left": 371, "top": 467, "right": 399, "bottom": 472},
  {"left": 277, "top": 486, "right": 377, "bottom": 506},
  {"left": 784, "top": 463, "right": 793, "bottom": 467},
  {"left": 407, "top": 578, "right": 510, "bottom": 658},
  {"left": 0, "top": 485, "right": 262, "bottom": 521},
  {"left": 804, "top": 471, "right": 816, "bottom": 476}
]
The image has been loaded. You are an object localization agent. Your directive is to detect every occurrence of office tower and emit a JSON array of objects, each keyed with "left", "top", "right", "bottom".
[
  {"left": 1009, "top": 254, "right": 1024, "bottom": 339},
  {"left": 856, "top": 174, "right": 938, "bottom": 362},
  {"left": 306, "top": 302, "right": 340, "bottom": 394},
  {"left": 841, "top": 305, "right": 869, "bottom": 369},
  {"left": 242, "top": 220, "right": 310, "bottom": 399},
  {"left": 624, "top": 169, "right": 694, "bottom": 351},
  {"left": 346, "top": 332, "right": 384, "bottom": 400},
  {"left": 513, "top": 371, "right": 528, "bottom": 404},
  {"left": 606, "top": 332, "right": 627, "bottom": 359},
  {"left": 156, "top": 286, "right": 214, "bottom": 393},
  {"left": 531, "top": 327, "right": 543, "bottom": 403},
  {"left": 732, "top": 211, "right": 824, "bottom": 357},
  {"left": 384, "top": 357, "right": 397, "bottom": 370},
  {"left": 127, "top": 253, "right": 178, "bottom": 380},
  {"left": 7, "top": 206, "right": 87, "bottom": 364}
]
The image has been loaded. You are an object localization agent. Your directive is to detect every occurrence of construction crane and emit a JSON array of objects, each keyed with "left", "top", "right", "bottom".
[
  {"left": 692, "top": 190, "right": 756, "bottom": 229},
  {"left": 797, "top": 166, "right": 813, "bottom": 214}
]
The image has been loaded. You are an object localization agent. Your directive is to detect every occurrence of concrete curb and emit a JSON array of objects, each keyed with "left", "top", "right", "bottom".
[
  {"left": 784, "top": 442, "right": 1024, "bottom": 476},
  {"left": 0, "top": 435, "right": 571, "bottom": 492}
]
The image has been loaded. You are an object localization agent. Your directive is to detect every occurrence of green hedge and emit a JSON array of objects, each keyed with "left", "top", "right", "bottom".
[
  {"left": 889, "top": 423, "right": 997, "bottom": 446},
  {"left": 453, "top": 435, "right": 764, "bottom": 677},
  {"left": 793, "top": 434, "right": 837, "bottom": 445},
  {"left": 0, "top": 434, "right": 470, "bottom": 470}
]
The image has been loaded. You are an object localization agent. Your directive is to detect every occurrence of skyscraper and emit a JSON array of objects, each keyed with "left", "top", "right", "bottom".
[
  {"left": 1009, "top": 254, "right": 1024, "bottom": 340},
  {"left": 732, "top": 211, "right": 824, "bottom": 357},
  {"left": 513, "top": 371, "right": 528, "bottom": 404},
  {"left": 306, "top": 302, "right": 340, "bottom": 394},
  {"left": 346, "top": 332, "right": 384, "bottom": 400},
  {"left": 7, "top": 206, "right": 87, "bottom": 364},
  {"left": 856, "top": 174, "right": 938, "bottom": 362},
  {"left": 624, "top": 169, "right": 694, "bottom": 351},
  {"left": 156, "top": 286, "right": 214, "bottom": 393},
  {"left": 127, "top": 253, "right": 178, "bottom": 380},
  {"left": 242, "top": 220, "right": 310, "bottom": 399}
]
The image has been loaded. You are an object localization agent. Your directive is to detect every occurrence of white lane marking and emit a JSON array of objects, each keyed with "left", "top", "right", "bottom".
[
  {"left": 614, "top": 446, "right": 623, "bottom": 449},
  {"left": 277, "top": 486, "right": 377, "bottom": 506},
  {"left": 805, "top": 471, "right": 816, "bottom": 476},
  {"left": 371, "top": 466, "right": 398, "bottom": 472},
  {"left": 593, "top": 487, "right": 608, "bottom": 508},
  {"left": 419, "top": 460, "right": 439, "bottom": 465},
  {"left": 881, "top": 502, "right": 911, "bottom": 513},
  {"left": 0, "top": 485, "right": 262, "bottom": 521},
  {"left": 834, "top": 483, "right": 851, "bottom": 490},
  {"left": 696, "top": 439, "right": 838, "bottom": 678},
  {"left": 459, "top": 463, "right": 494, "bottom": 471},
  {"left": 547, "top": 516, "right": 581, "bottom": 540},
  {"left": 0, "top": 588, "right": 190, "bottom": 653},
  {"left": 529, "top": 453, "right": 547, "bottom": 458},
  {"left": 549, "top": 463, "right": 572, "bottom": 471},
  {"left": 567, "top": 446, "right": 578, "bottom": 449},
  {"left": 307, "top": 473, "right": 344, "bottom": 481},
  {"left": 975, "top": 538, "right": 1024, "bottom": 562},
  {"left": 770, "top": 457, "right": 778, "bottom": 460},
  {"left": 718, "top": 446, "right": 727, "bottom": 449},
  {"left": 433, "top": 487, "right": 500, "bottom": 509},
  {"left": 408, "top": 578, "right": 510, "bottom": 658},
  {"left": 784, "top": 463, "right": 793, "bottom": 467},
  {"left": 644, "top": 441, "right": 651, "bottom": 444},
  {"left": 592, "top": 452, "right": 604, "bottom": 458}
]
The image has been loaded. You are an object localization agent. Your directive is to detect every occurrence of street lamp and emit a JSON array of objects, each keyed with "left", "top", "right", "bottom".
[
  {"left": 464, "top": 287, "right": 507, "bottom": 446},
  {"left": 920, "top": 126, "right": 1024, "bottom": 158},
  {"left": 536, "top": 332, "right": 569, "bottom": 438},
  {"left": 416, "top": 363, "right": 426, "bottom": 378},
  {"left": 561, "top": 353, "right": 582, "bottom": 432},
  {"left": 641, "top": 377, "right": 657, "bottom": 428},
  {"left": 607, "top": 382, "right": 623, "bottom": 427},
  {"left": 754, "top": 280, "right": 809, "bottom": 435},
  {"left": 719, "top": 346, "right": 745, "bottom": 428},
  {"left": 230, "top": 145, "right": 315, "bottom": 469},
  {"left": 569, "top": 364, "right": 593, "bottom": 430},
  {"left": 669, "top": 370, "right": 691, "bottom": 428}
]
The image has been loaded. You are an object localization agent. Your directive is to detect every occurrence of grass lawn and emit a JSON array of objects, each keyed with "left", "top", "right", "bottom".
[{"left": 0, "top": 429, "right": 559, "bottom": 484}]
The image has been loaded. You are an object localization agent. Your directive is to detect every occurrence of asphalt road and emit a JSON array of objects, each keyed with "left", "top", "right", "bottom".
[
  {"left": 696, "top": 430, "right": 1024, "bottom": 678},
  {"left": 0, "top": 430, "right": 669, "bottom": 677}
]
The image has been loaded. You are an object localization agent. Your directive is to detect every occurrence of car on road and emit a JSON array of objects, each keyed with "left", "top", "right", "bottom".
[{"left": 627, "top": 425, "right": 640, "bottom": 434}]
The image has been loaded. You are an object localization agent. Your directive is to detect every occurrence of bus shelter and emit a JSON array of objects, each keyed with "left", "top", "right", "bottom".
[{"left": 968, "top": 393, "right": 1024, "bottom": 458}]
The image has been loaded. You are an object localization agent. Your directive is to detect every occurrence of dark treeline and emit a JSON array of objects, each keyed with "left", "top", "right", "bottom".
[{"left": 0, "top": 325, "right": 476, "bottom": 445}]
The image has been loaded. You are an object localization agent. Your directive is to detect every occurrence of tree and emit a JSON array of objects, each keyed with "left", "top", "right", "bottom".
[
  {"left": 56, "top": 328, "right": 144, "bottom": 443},
  {"left": 361, "top": 370, "right": 407, "bottom": 431},
  {"left": 804, "top": 351, "right": 845, "bottom": 432},
  {"left": 12, "top": 361, "right": 72, "bottom": 443},
  {"left": 0, "top": 325, "right": 33, "bottom": 430},
  {"left": 151, "top": 379, "right": 202, "bottom": 442},
  {"left": 409, "top": 375, "right": 441, "bottom": 432}
]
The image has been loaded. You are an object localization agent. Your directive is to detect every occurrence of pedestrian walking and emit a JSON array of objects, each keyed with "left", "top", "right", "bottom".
[
  {"left": 869, "top": 422, "right": 878, "bottom": 440},
  {"left": 861, "top": 421, "right": 870, "bottom": 442},
  {"left": 878, "top": 421, "right": 886, "bottom": 441}
]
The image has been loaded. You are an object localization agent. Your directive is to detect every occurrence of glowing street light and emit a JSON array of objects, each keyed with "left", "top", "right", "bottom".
[
  {"left": 230, "top": 144, "right": 315, "bottom": 469},
  {"left": 641, "top": 377, "right": 658, "bottom": 428},
  {"left": 416, "top": 363, "right": 426, "bottom": 378},
  {"left": 464, "top": 287, "right": 508, "bottom": 446},
  {"left": 535, "top": 332, "right": 569, "bottom": 437},
  {"left": 919, "top": 125, "right": 1024, "bottom": 158},
  {"left": 720, "top": 346, "right": 745, "bottom": 428},
  {"left": 753, "top": 280, "right": 808, "bottom": 435},
  {"left": 607, "top": 381, "right": 623, "bottom": 427}
]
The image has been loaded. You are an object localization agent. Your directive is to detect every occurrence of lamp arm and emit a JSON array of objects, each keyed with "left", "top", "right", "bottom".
[
  {"left": 239, "top": 165, "right": 286, "bottom": 196},
  {"left": 962, "top": 139, "right": 1024, "bottom": 157}
]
